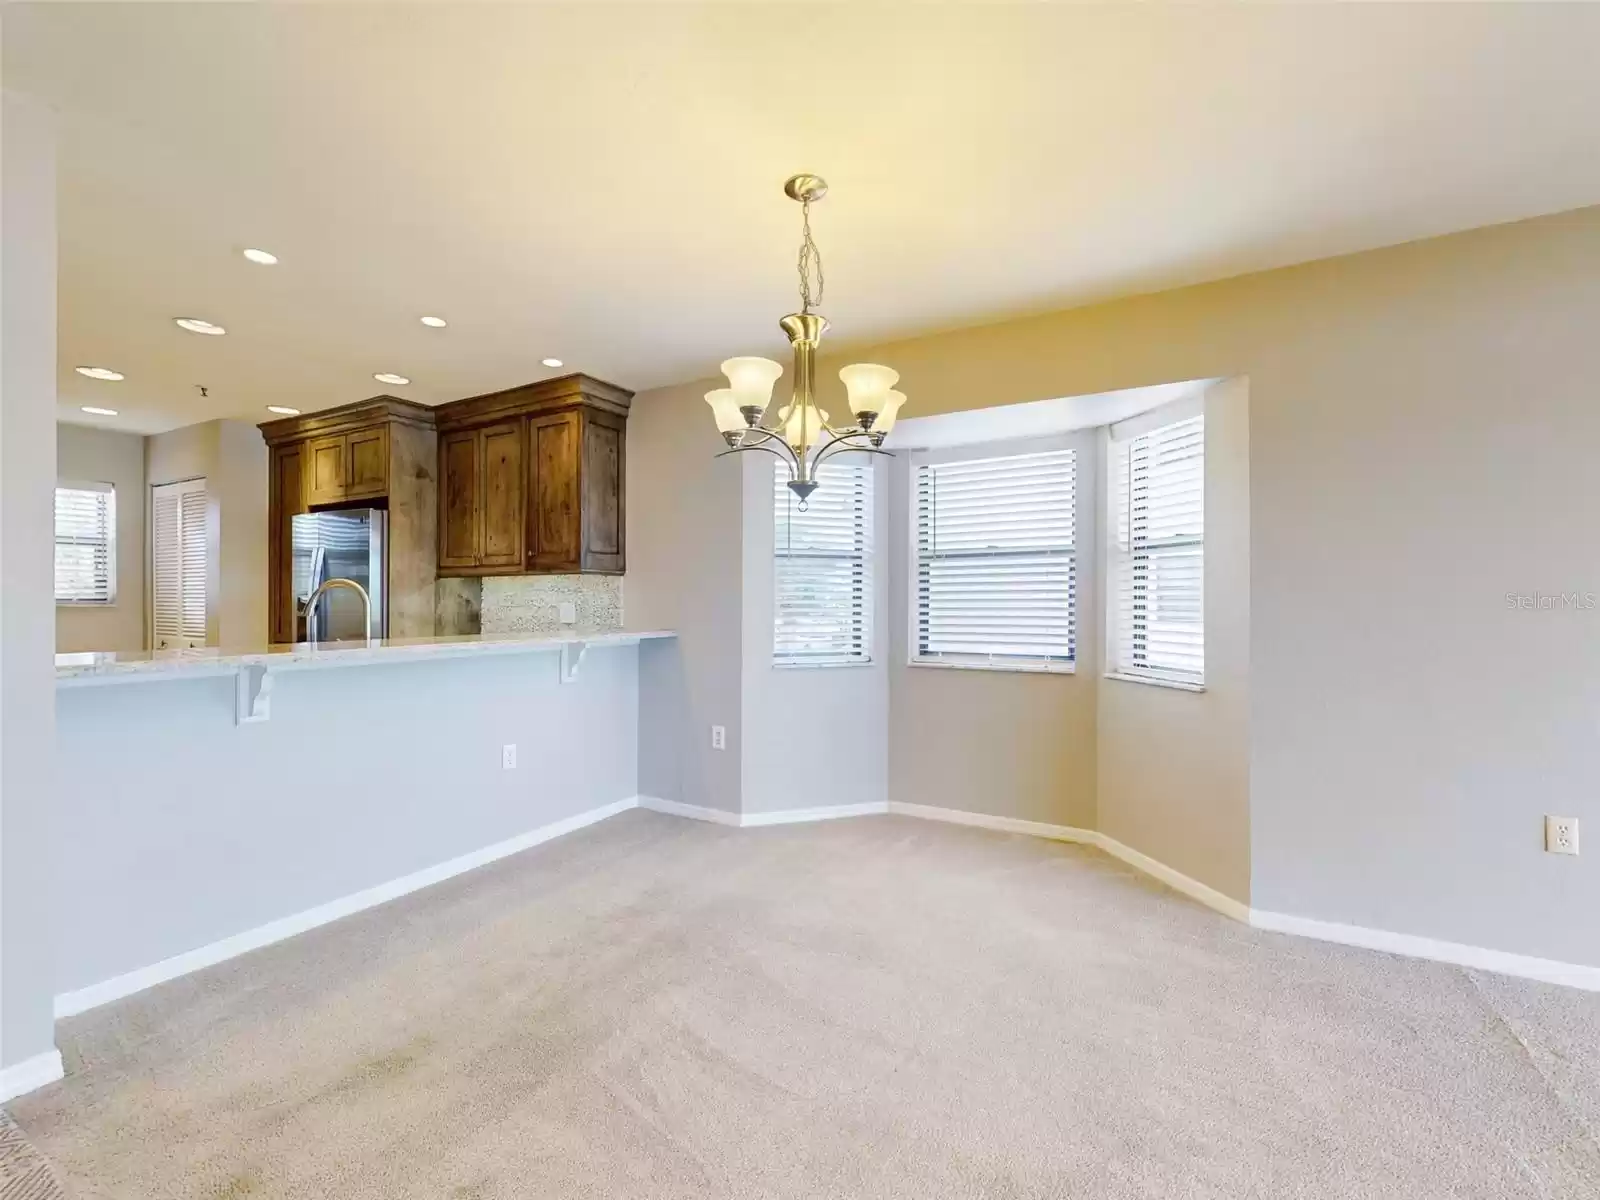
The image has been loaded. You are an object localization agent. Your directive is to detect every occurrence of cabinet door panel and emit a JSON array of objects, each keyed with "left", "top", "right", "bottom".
[
  {"left": 305, "top": 434, "right": 347, "bottom": 506},
  {"left": 346, "top": 426, "right": 388, "bottom": 499},
  {"left": 438, "top": 430, "right": 480, "bottom": 570},
  {"left": 478, "top": 423, "right": 525, "bottom": 569},
  {"left": 268, "top": 444, "right": 305, "bottom": 644},
  {"left": 528, "top": 412, "right": 581, "bottom": 571},
  {"left": 581, "top": 414, "right": 625, "bottom": 572}
]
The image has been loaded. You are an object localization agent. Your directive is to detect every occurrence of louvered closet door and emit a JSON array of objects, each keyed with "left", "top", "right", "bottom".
[{"left": 151, "top": 478, "right": 209, "bottom": 649}]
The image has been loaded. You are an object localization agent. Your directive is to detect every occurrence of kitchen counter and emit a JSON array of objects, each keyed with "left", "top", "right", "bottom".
[{"left": 56, "top": 630, "right": 677, "bottom": 687}]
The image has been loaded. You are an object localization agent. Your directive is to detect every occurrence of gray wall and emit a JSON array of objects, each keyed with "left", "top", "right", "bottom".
[
  {"left": 0, "top": 88, "right": 60, "bottom": 1070},
  {"left": 887, "top": 430, "right": 1101, "bottom": 830},
  {"left": 55, "top": 646, "right": 640, "bottom": 994},
  {"left": 740, "top": 453, "right": 889, "bottom": 815},
  {"left": 56, "top": 422, "right": 146, "bottom": 653},
  {"left": 1096, "top": 380, "right": 1252, "bottom": 903},
  {"left": 624, "top": 379, "right": 743, "bottom": 813}
]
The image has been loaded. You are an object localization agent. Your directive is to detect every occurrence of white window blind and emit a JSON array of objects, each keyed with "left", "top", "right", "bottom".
[
  {"left": 151, "top": 478, "right": 209, "bottom": 649},
  {"left": 1109, "top": 414, "right": 1204, "bottom": 685},
  {"left": 914, "top": 449, "right": 1076, "bottom": 670},
  {"left": 55, "top": 483, "right": 117, "bottom": 604},
  {"left": 773, "top": 459, "right": 872, "bottom": 666}
]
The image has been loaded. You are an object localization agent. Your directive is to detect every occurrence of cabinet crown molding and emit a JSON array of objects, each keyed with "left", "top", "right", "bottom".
[{"left": 433, "top": 373, "right": 633, "bottom": 431}]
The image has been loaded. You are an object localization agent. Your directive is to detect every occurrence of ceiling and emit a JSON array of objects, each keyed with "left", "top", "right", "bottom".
[{"left": 12, "top": 3, "right": 1600, "bottom": 435}]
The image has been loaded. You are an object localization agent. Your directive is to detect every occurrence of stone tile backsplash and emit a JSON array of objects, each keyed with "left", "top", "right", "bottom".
[{"left": 480, "top": 575, "right": 623, "bottom": 635}]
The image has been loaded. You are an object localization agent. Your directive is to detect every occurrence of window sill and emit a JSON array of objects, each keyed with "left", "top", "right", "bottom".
[
  {"left": 1104, "top": 671, "right": 1205, "bottom": 693},
  {"left": 910, "top": 658, "right": 1076, "bottom": 676},
  {"left": 57, "top": 600, "right": 117, "bottom": 608},
  {"left": 773, "top": 659, "right": 875, "bottom": 671}
]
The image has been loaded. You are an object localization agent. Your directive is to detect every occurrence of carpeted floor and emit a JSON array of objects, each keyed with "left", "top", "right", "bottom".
[{"left": 7, "top": 810, "right": 1599, "bottom": 1199}]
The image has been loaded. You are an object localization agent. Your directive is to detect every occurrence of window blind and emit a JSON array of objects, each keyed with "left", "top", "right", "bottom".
[
  {"left": 1109, "top": 414, "right": 1204, "bottom": 684},
  {"left": 151, "top": 478, "right": 209, "bottom": 649},
  {"left": 914, "top": 449, "right": 1076, "bottom": 669},
  {"left": 773, "top": 459, "right": 872, "bottom": 666},
  {"left": 54, "top": 483, "right": 117, "bottom": 604}
]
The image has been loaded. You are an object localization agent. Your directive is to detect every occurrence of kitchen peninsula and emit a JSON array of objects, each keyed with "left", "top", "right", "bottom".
[{"left": 53, "top": 630, "right": 678, "bottom": 1017}]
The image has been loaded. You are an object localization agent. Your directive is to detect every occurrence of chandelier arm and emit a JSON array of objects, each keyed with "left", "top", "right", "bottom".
[
  {"left": 812, "top": 438, "right": 894, "bottom": 470},
  {"left": 715, "top": 442, "right": 799, "bottom": 477}
]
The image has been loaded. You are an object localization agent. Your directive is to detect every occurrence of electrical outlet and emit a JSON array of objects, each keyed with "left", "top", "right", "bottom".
[
  {"left": 502, "top": 744, "right": 518, "bottom": 770},
  {"left": 711, "top": 725, "right": 726, "bottom": 751},
  {"left": 1546, "top": 815, "right": 1579, "bottom": 855}
]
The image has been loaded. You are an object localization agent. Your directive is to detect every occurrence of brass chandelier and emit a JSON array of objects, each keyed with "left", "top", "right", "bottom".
[{"left": 705, "top": 174, "right": 906, "bottom": 505}]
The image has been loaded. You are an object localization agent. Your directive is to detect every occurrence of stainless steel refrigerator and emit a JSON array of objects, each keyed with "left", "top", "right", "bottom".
[{"left": 291, "top": 509, "right": 387, "bottom": 642}]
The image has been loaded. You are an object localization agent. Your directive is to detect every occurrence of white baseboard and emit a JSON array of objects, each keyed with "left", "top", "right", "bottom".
[
  {"left": 0, "top": 1049, "right": 63, "bottom": 1104},
  {"left": 637, "top": 795, "right": 742, "bottom": 826},
  {"left": 740, "top": 802, "right": 888, "bottom": 827},
  {"left": 1248, "top": 909, "right": 1600, "bottom": 993},
  {"left": 55, "top": 797, "right": 640, "bottom": 1019},
  {"left": 887, "top": 800, "right": 1097, "bottom": 845},
  {"left": 1094, "top": 833, "right": 1253, "bottom": 924}
]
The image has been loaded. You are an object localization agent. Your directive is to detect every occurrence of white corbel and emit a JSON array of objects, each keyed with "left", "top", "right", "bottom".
[
  {"left": 559, "top": 640, "right": 588, "bottom": 684},
  {"left": 235, "top": 664, "right": 274, "bottom": 724}
]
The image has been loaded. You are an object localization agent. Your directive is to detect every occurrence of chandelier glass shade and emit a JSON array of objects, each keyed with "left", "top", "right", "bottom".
[{"left": 706, "top": 175, "right": 905, "bottom": 504}]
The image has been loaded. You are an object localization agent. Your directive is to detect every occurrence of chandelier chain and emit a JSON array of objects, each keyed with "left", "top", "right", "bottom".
[{"left": 797, "top": 197, "right": 825, "bottom": 314}]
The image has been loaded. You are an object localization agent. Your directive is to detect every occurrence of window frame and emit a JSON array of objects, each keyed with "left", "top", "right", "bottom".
[
  {"left": 772, "top": 457, "right": 874, "bottom": 669},
  {"left": 54, "top": 480, "right": 118, "bottom": 607},
  {"left": 907, "top": 436, "right": 1080, "bottom": 676},
  {"left": 1104, "top": 401, "right": 1206, "bottom": 692}
]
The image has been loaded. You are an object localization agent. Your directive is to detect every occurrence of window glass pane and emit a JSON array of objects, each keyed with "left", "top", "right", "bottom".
[
  {"left": 774, "top": 460, "right": 872, "bottom": 666},
  {"left": 914, "top": 449, "right": 1076, "bottom": 669}
]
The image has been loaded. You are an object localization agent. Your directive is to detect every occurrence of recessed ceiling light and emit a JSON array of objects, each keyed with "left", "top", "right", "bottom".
[
  {"left": 242, "top": 248, "right": 278, "bottom": 265},
  {"left": 80, "top": 406, "right": 119, "bottom": 417},
  {"left": 420, "top": 316, "right": 447, "bottom": 328},
  {"left": 265, "top": 405, "right": 301, "bottom": 416},
  {"left": 374, "top": 373, "right": 410, "bottom": 386},
  {"left": 75, "top": 366, "right": 124, "bottom": 381},
  {"left": 541, "top": 358, "right": 564, "bottom": 368},
  {"left": 175, "top": 318, "right": 226, "bottom": 335}
]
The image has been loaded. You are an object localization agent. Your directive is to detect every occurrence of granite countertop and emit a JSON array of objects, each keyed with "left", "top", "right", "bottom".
[{"left": 56, "top": 630, "right": 677, "bottom": 686}]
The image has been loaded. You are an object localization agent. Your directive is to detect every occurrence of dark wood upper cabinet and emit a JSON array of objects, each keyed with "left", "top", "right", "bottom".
[
  {"left": 437, "top": 430, "right": 480, "bottom": 572},
  {"left": 346, "top": 426, "right": 389, "bottom": 500},
  {"left": 434, "top": 375, "right": 631, "bottom": 577},
  {"left": 305, "top": 434, "right": 347, "bottom": 506},
  {"left": 479, "top": 422, "right": 525, "bottom": 569}
]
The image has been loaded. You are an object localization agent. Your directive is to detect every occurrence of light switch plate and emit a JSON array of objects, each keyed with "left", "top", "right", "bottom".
[
  {"left": 1546, "top": 815, "right": 1579, "bottom": 855},
  {"left": 502, "top": 744, "right": 518, "bottom": 770},
  {"left": 558, "top": 602, "right": 577, "bottom": 625}
]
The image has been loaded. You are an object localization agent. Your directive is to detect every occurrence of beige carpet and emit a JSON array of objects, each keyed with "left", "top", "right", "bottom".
[{"left": 7, "top": 811, "right": 1600, "bottom": 1199}]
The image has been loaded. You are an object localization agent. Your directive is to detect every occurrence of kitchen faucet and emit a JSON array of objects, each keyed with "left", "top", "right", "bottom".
[{"left": 303, "top": 577, "right": 373, "bottom": 644}]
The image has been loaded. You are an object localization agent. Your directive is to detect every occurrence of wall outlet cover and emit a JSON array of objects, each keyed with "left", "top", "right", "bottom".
[
  {"left": 1545, "top": 815, "right": 1579, "bottom": 855},
  {"left": 502, "top": 744, "right": 518, "bottom": 770},
  {"left": 711, "top": 725, "right": 726, "bottom": 751},
  {"left": 558, "top": 602, "right": 577, "bottom": 625}
]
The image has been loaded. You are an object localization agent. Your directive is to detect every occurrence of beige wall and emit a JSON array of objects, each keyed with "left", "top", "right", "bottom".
[
  {"left": 625, "top": 379, "right": 744, "bottom": 813},
  {"left": 145, "top": 418, "right": 268, "bottom": 648},
  {"left": 886, "top": 430, "right": 1101, "bottom": 831},
  {"left": 56, "top": 422, "right": 146, "bottom": 653},
  {"left": 740, "top": 453, "right": 890, "bottom": 815},
  {"left": 823, "top": 205, "right": 1600, "bottom": 966},
  {"left": 1096, "top": 380, "right": 1251, "bottom": 903}
]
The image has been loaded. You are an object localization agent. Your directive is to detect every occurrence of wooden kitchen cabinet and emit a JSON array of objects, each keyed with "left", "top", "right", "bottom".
[
  {"left": 437, "top": 422, "right": 525, "bottom": 573},
  {"left": 305, "top": 426, "right": 389, "bottom": 506},
  {"left": 434, "top": 375, "right": 631, "bottom": 577},
  {"left": 261, "top": 397, "right": 438, "bottom": 640}
]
